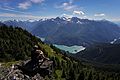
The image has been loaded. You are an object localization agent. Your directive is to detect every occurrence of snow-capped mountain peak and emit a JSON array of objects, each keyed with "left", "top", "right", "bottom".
[{"left": 110, "top": 39, "right": 117, "bottom": 44}]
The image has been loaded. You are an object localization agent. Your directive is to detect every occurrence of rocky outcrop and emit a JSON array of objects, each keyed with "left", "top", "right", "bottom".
[{"left": 1, "top": 45, "right": 53, "bottom": 80}]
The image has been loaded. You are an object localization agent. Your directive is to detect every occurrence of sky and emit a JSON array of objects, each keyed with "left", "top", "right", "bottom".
[{"left": 0, "top": 0, "right": 120, "bottom": 21}]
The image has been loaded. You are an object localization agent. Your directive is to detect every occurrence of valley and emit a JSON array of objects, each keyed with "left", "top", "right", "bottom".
[
  {"left": 0, "top": 0, "right": 120, "bottom": 79},
  {"left": 3, "top": 17, "right": 120, "bottom": 47},
  {"left": 1, "top": 18, "right": 120, "bottom": 80}
]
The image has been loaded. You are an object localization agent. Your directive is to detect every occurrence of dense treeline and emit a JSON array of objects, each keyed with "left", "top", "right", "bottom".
[
  {"left": 75, "top": 44, "right": 120, "bottom": 64},
  {"left": 39, "top": 44, "right": 120, "bottom": 80},
  {"left": 0, "top": 24, "right": 41, "bottom": 62},
  {"left": 50, "top": 52, "right": 120, "bottom": 80}
]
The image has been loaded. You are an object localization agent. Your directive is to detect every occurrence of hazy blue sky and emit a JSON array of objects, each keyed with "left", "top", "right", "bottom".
[{"left": 0, "top": 0, "right": 120, "bottom": 21}]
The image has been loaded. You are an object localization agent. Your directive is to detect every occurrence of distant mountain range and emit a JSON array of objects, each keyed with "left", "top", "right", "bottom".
[
  {"left": 3, "top": 20, "right": 39, "bottom": 31},
  {"left": 1, "top": 17, "right": 120, "bottom": 46},
  {"left": 114, "top": 22, "right": 120, "bottom": 27}
]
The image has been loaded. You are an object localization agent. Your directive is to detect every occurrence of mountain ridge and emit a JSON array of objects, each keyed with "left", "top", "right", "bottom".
[
  {"left": 75, "top": 43, "right": 120, "bottom": 64},
  {"left": 1, "top": 17, "right": 120, "bottom": 46}
]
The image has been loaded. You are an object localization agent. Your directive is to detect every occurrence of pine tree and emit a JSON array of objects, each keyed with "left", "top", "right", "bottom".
[
  {"left": 88, "top": 72, "right": 93, "bottom": 80},
  {"left": 67, "top": 68, "right": 76, "bottom": 80},
  {"left": 61, "top": 69, "right": 66, "bottom": 78},
  {"left": 77, "top": 71, "right": 85, "bottom": 80}
]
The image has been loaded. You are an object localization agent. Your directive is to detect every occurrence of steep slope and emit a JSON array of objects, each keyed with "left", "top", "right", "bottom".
[
  {"left": 3, "top": 17, "right": 120, "bottom": 46},
  {"left": 75, "top": 43, "right": 120, "bottom": 64},
  {"left": 45, "top": 18, "right": 120, "bottom": 46},
  {"left": 115, "top": 22, "right": 120, "bottom": 27},
  {"left": 0, "top": 25, "right": 120, "bottom": 80},
  {"left": 0, "top": 25, "right": 41, "bottom": 62},
  {"left": 31, "top": 18, "right": 61, "bottom": 37}
]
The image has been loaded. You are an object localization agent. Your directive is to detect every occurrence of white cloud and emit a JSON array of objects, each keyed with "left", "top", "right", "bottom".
[
  {"left": 55, "top": 2, "right": 78, "bottom": 11},
  {"left": 83, "top": 16, "right": 87, "bottom": 18},
  {"left": 18, "top": 0, "right": 45, "bottom": 10},
  {"left": 0, "top": 13, "right": 56, "bottom": 20},
  {"left": 64, "top": 5, "right": 77, "bottom": 11},
  {"left": 108, "top": 18, "right": 120, "bottom": 22},
  {"left": 2, "top": 3, "right": 15, "bottom": 10},
  {"left": 62, "top": 2, "right": 69, "bottom": 6},
  {"left": 0, "top": 13, "right": 41, "bottom": 19},
  {"left": 18, "top": 1, "right": 31, "bottom": 10},
  {"left": 0, "top": 13, "right": 17, "bottom": 17},
  {"left": 31, "top": 0, "right": 44, "bottom": 3},
  {"left": 61, "top": 13, "right": 73, "bottom": 18},
  {"left": 73, "top": 10, "right": 84, "bottom": 15},
  {"left": 0, "top": 6, "right": 31, "bottom": 14},
  {"left": 94, "top": 13, "right": 105, "bottom": 17},
  {"left": 4, "top": 5, "right": 15, "bottom": 10}
]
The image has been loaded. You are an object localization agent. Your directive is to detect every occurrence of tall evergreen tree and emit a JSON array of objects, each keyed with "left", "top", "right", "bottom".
[
  {"left": 88, "top": 72, "right": 93, "bottom": 80},
  {"left": 77, "top": 71, "right": 85, "bottom": 80}
]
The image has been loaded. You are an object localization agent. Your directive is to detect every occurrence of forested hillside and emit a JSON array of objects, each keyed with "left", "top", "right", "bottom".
[
  {"left": 0, "top": 24, "right": 41, "bottom": 62},
  {"left": 0, "top": 25, "right": 120, "bottom": 80},
  {"left": 75, "top": 44, "right": 120, "bottom": 64}
]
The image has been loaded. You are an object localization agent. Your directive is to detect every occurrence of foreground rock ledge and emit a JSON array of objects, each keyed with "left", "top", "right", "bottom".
[{"left": 0, "top": 45, "right": 53, "bottom": 80}]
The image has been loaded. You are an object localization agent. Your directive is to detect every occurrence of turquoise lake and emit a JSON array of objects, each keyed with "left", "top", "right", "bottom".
[
  {"left": 53, "top": 44, "right": 85, "bottom": 54},
  {"left": 38, "top": 37, "right": 85, "bottom": 54}
]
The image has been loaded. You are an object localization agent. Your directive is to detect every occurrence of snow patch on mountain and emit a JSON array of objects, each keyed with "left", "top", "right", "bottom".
[
  {"left": 77, "top": 21, "right": 83, "bottom": 24},
  {"left": 110, "top": 39, "right": 117, "bottom": 44}
]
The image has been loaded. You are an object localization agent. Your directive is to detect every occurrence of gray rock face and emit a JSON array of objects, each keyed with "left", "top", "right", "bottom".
[{"left": 1, "top": 46, "right": 53, "bottom": 80}]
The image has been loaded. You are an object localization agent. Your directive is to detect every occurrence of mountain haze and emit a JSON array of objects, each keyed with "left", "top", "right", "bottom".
[{"left": 2, "top": 17, "right": 120, "bottom": 46}]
